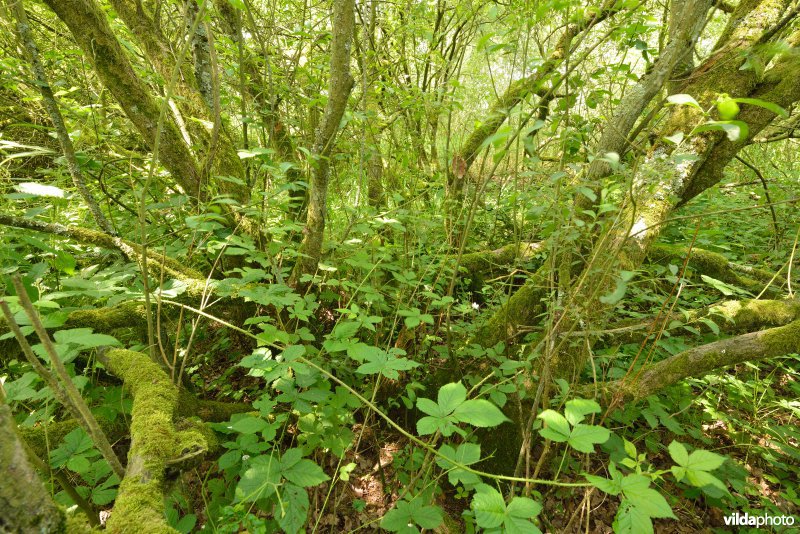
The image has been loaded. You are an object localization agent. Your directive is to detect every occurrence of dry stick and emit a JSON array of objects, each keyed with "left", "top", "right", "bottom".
[
  {"left": 787, "top": 224, "right": 799, "bottom": 299},
  {"left": 9, "top": 0, "right": 115, "bottom": 235},
  {"left": 735, "top": 155, "right": 780, "bottom": 249},
  {"left": 10, "top": 277, "right": 126, "bottom": 478}
]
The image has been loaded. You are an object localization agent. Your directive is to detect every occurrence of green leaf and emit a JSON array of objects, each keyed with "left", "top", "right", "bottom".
[
  {"left": 452, "top": 399, "right": 508, "bottom": 428},
  {"left": 613, "top": 500, "right": 654, "bottom": 534},
  {"left": 381, "top": 504, "right": 420, "bottom": 533},
  {"left": 568, "top": 424, "right": 611, "bottom": 453},
  {"left": 732, "top": 97, "right": 789, "bottom": 118},
  {"left": 235, "top": 455, "right": 281, "bottom": 502},
  {"left": 50, "top": 428, "right": 94, "bottom": 469},
  {"left": 471, "top": 484, "right": 506, "bottom": 529},
  {"left": 277, "top": 483, "right": 310, "bottom": 534},
  {"left": 416, "top": 416, "right": 442, "bottom": 436},
  {"left": 282, "top": 345, "right": 306, "bottom": 361},
  {"left": 53, "top": 328, "right": 120, "bottom": 348},
  {"left": 282, "top": 458, "right": 330, "bottom": 487},
  {"left": 686, "top": 470, "right": 730, "bottom": 495},
  {"left": 668, "top": 441, "right": 689, "bottom": 466},
  {"left": 416, "top": 398, "right": 445, "bottom": 418},
  {"left": 230, "top": 416, "right": 268, "bottom": 435},
  {"left": 564, "top": 398, "right": 601, "bottom": 426},
  {"left": 685, "top": 449, "right": 726, "bottom": 471},
  {"left": 381, "top": 499, "right": 443, "bottom": 533},
  {"left": 412, "top": 504, "right": 444, "bottom": 529},
  {"left": 505, "top": 496, "right": 543, "bottom": 534},
  {"left": 437, "top": 444, "right": 482, "bottom": 486},
  {"left": 437, "top": 382, "right": 467, "bottom": 413},
  {"left": 537, "top": 410, "right": 570, "bottom": 442},
  {"left": 700, "top": 274, "right": 737, "bottom": 296},
  {"left": 692, "top": 120, "right": 749, "bottom": 142},
  {"left": 586, "top": 473, "right": 622, "bottom": 496},
  {"left": 620, "top": 475, "right": 676, "bottom": 519},
  {"left": 666, "top": 94, "right": 701, "bottom": 109},
  {"left": 66, "top": 455, "right": 91, "bottom": 473},
  {"left": 626, "top": 488, "right": 675, "bottom": 519}
]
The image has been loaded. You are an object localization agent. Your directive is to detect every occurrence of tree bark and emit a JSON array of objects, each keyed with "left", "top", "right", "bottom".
[
  {"left": 0, "top": 403, "right": 67, "bottom": 534},
  {"left": 291, "top": 0, "right": 356, "bottom": 284}
]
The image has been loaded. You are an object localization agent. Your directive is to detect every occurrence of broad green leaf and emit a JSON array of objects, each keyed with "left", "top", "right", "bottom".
[
  {"left": 625, "top": 488, "right": 675, "bottom": 519},
  {"left": 666, "top": 94, "right": 701, "bottom": 109},
  {"left": 668, "top": 441, "right": 689, "bottom": 466},
  {"left": 417, "top": 398, "right": 445, "bottom": 418},
  {"left": 733, "top": 97, "right": 789, "bottom": 118},
  {"left": 568, "top": 424, "right": 611, "bottom": 453},
  {"left": 585, "top": 473, "right": 622, "bottom": 496},
  {"left": 437, "top": 382, "right": 467, "bottom": 413},
  {"left": 282, "top": 345, "right": 305, "bottom": 361},
  {"left": 235, "top": 455, "right": 281, "bottom": 502},
  {"left": 471, "top": 484, "right": 506, "bottom": 529},
  {"left": 613, "top": 500, "right": 654, "bottom": 534},
  {"left": 692, "top": 120, "right": 749, "bottom": 142},
  {"left": 504, "top": 497, "right": 543, "bottom": 534},
  {"left": 277, "top": 483, "right": 310, "bottom": 534},
  {"left": 507, "top": 496, "right": 542, "bottom": 518},
  {"left": 685, "top": 449, "right": 726, "bottom": 471},
  {"left": 282, "top": 458, "right": 330, "bottom": 487},
  {"left": 437, "top": 444, "right": 482, "bottom": 486},
  {"left": 564, "top": 398, "right": 601, "bottom": 426},
  {"left": 686, "top": 470, "right": 729, "bottom": 495},
  {"left": 230, "top": 416, "right": 268, "bottom": 435},
  {"left": 452, "top": 399, "right": 508, "bottom": 427},
  {"left": 53, "top": 328, "right": 119, "bottom": 348},
  {"left": 412, "top": 504, "right": 443, "bottom": 529},
  {"left": 416, "top": 416, "right": 443, "bottom": 436},
  {"left": 537, "top": 410, "right": 570, "bottom": 442}
]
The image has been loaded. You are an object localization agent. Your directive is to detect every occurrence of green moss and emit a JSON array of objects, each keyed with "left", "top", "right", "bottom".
[
  {"left": 64, "top": 302, "right": 147, "bottom": 334},
  {"left": 101, "top": 349, "right": 190, "bottom": 534},
  {"left": 724, "top": 299, "right": 800, "bottom": 332},
  {"left": 761, "top": 319, "right": 800, "bottom": 355},
  {"left": 65, "top": 512, "right": 98, "bottom": 533}
]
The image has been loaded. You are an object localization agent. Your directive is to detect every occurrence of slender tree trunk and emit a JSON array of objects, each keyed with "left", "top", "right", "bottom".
[
  {"left": 291, "top": 0, "right": 356, "bottom": 284},
  {"left": 10, "top": 0, "right": 115, "bottom": 235}
]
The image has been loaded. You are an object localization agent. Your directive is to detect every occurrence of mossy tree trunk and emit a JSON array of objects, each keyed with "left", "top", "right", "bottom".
[{"left": 100, "top": 349, "right": 214, "bottom": 534}]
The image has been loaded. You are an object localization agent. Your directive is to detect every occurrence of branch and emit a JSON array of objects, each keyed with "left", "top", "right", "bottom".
[
  {"left": 0, "top": 213, "right": 204, "bottom": 281},
  {"left": 612, "top": 319, "right": 800, "bottom": 400},
  {"left": 99, "top": 349, "right": 214, "bottom": 533}
]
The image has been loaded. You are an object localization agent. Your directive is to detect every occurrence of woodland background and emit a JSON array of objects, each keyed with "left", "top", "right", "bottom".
[{"left": 1, "top": 0, "right": 799, "bottom": 532}]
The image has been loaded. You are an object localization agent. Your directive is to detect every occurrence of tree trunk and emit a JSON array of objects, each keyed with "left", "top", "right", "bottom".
[{"left": 291, "top": 0, "right": 356, "bottom": 284}]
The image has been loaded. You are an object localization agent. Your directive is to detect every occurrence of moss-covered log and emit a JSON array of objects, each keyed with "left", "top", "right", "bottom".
[
  {"left": 476, "top": 265, "right": 551, "bottom": 347},
  {"left": 589, "top": 298, "right": 800, "bottom": 347},
  {"left": 99, "top": 349, "right": 214, "bottom": 533},
  {"left": 646, "top": 244, "right": 781, "bottom": 295},
  {"left": 457, "top": 242, "right": 542, "bottom": 285},
  {"left": 612, "top": 319, "right": 800, "bottom": 401},
  {"left": 0, "top": 404, "right": 66, "bottom": 533}
]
